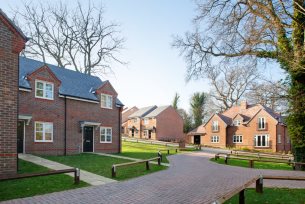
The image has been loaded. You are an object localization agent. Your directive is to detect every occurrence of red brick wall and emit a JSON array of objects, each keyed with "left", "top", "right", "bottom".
[
  {"left": 202, "top": 115, "right": 227, "bottom": 147},
  {"left": 155, "top": 107, "right": 184, "bottom": 141},
  {"left": 19, "top": 67, "right": 121, "bottom": 155},
  {"left": 0, "top": 18, "right": 23, "bottom": 175}
]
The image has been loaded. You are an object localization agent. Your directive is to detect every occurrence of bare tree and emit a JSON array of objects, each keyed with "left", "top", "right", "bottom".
[
  {"left": 15, "top": 1, "right": 125, "bottom": 76},
  {"left": 208, "top": 65, "right": 260, "bottom": 110},
  {"left": 246, "top": 80, "right": 289, "bottom": 113},
  {"left": 173, "top": 0, "right": 305, "bottom": 162}
]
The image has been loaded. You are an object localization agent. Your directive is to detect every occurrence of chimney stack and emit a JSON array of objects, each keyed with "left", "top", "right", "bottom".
[{"left": 240, "top": 100, "right": 248, "bottom": 110}]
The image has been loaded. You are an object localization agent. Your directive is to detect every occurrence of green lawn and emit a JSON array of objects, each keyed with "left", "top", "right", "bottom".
[
  {"left": 210, "top": 158, "right": 293, "bottom": 170},
  {"left": 225, "top": 188, "right": 305, "bottom": 204},
  {"left": 43, "top": 153, "right": 167, "bottom": 181},
  {"left": 117, "top": 141, "right": 194, "bottom": 163},
  {"left": 0, "top": 160, "right": 88, "bottom": 201}
]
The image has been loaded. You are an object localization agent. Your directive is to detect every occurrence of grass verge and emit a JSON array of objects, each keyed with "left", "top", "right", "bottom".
[
  {"left": 43, "top": 153, "right": 167, "bottom": 181},
  {"left": 0, "top": 159, "right": 88, "bottom": 201},
  {"left": 225, "top": 188, "right": 305, "bottom": 204},
  {"left": 210, "top": 158, "right": 293, "bottom": 170}
]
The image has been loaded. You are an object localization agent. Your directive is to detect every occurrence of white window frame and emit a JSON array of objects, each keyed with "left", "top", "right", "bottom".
[
  {"left": 233, "top": 120, "right": 241, "bottom": 126},
  {"left": 254, "top": 134, "right": 269, "bottom": 147},
  {"left": 144, "top": 118, "right": 149, "bottom": 125},
  {"left": 212, "top": 121, "right": 219, "bottom": 131},
  {"left": 34, "top": 122, "right": 53, "bottom": 142},
  {"left": 35, "top": 80, "right": 54, "bottom": 100},
  {"left": 101, "top": 94, "right": 113, "bottom": 109},
  {"left": 211, "top": 136, "right": 219, "bottom": 143},
  {"left": 100, "top": 127, "right": 112, "bottom": 143},
  {"left": 133, "top": 118, "right": 138, "bottom": 123},
  {"left": 233, "top": 135, "right": 243, "bottom": 143},
  {"left": 258, "top": 117, "right": 266, "bottom": 129},
  {"left": 277, "top": 134, "right": 282, "bottom": 144}
]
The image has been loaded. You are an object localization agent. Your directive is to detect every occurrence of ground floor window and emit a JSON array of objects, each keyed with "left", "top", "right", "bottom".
[
  {"left": 211, "top": 136, "right": 219, "bottom": 143},
  {"left": 254, "top": 134, "right": 269, "bottom": 147},
  {"left": 233, "top": 135, "right": 243, "bottom": 143},
  {"left": 34, "top": 122, "right": 53, "bottom": 142},
  {"left": 100, "top": 127, "right": 112, "bottom": 143},
  {"left": 143, "top": 130, "right": 148, "bottom": 137}
]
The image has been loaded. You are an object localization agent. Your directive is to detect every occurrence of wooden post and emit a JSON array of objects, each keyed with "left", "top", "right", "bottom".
[
  {"left": 146, "top": 161, "right": 150, "bottom": 170},
  {"left": 112, "top": 165, "right": 116, "bottom": 178},
  {"left": 158, "top": 151, "right": 162, "bottom": 162},
  {"left": 249, "top": 160, "right": 254, "bottom": 168},
  {"left": 176, "top": 148, "right": 178, "bottom": 153},
  {"left": 199, "top": 145, "right": 201, "bottom": 150},
  {"left": 167, "top": 149, "right": 170, "bottom": 155},
  {"left": 158, "top": 157, "right": 161, "bottom": 165},
  {"left": 74, "top": 168, "right": 80, "bottom": 184},
  {"left": 255, "top": 176, "right": 263, "bottom": 193},
  {"left": 239, "top": 189, "right": 245, "bottom": 204},
  {"left": 224, "top": 155, "right": 228, "bottom": 164},
  {"left": 215, "top": 154, "right": 219, "bottom": 160},
  {"left": 293, "top": 162, "right": 296, "bottom": 170}
]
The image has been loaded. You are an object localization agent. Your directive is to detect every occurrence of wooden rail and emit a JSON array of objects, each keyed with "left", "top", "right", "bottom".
[
  {"left": 214, "top": 175, "right": 305, "bottom": 204},
  {"left": 0, "top": 168, "right": 80, "bottom": 184},
  {"left": 111, "top": 157, "right": 161, "bottom": 178},
  {"left": 215, "top": 153, "right": 305, "bottom": 170},
  {"left": 231, "top": 150, "right": 293, "bottom": 160}
]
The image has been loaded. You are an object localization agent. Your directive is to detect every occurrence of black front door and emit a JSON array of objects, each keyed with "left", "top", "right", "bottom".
[
  {"left": 17, "top": 121, "right": 24, "bottom": 153},
  {"left": 148, "top": 130, "right": 152, "bottom": 139},
  {"left": 194, "top": 135, "right": 201, "bottom": 145},
  {"left": 83, "top": 126, "right": 93, "bottom": 152}
]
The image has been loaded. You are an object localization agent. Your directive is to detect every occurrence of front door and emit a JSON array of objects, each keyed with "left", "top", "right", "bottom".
[
  {"left": 148, "top": 130, "right": 152, "bottom": 139},
  {"left": 17, "top": 121, "right": 24, "bottom": 153},
  {"left": 83, "top": 126, "right": 93, "bottom": 152},
  {"left": 131, "top": 129, "right": 134, "bottom": 137},
  {"left": 194, "top": 135, "right": 201, "bottom": 145}
]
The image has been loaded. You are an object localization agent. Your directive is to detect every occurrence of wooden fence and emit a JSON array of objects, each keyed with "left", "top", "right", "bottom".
[
  {"left": 0, "top": 168, "right": 80, "bottom": 184},
  {"left": 112, "top": 157, "right": 161, "bottom": 178}
]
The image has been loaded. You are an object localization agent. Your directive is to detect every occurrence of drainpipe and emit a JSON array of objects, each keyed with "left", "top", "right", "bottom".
[
  {"left": 64, "top": 96, "right": 67, "bottom": 156},
  {"left": 118, "top": 107, "right": 122, "bottom": 153}
]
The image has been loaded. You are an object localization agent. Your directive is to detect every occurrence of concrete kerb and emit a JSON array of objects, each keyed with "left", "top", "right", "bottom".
[{"left": 18, "top": 154, "right": 116, "bottom": 186}]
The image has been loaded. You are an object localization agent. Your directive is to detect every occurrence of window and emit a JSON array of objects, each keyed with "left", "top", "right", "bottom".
[
  {"left": 233, "top": 135, "right": 243, "bottom": 143},
  {"left": 133, "top": 118, "right": 138, "bottom": 123},
  {"left": 143, "top": 130, "right": 148, "bottom": 137},
  {"left": 277, "top": 134, "right": 281, "bottom": 144},
  {"left": 34, "top": 122, "right": 53, "bottom": 142},
  {"left": 258, "top": 117, "right": 266, "bottom": 129},
  {"left": 254, "top": 135, "right": 269, "bottom": 147},
  {"left": 100, "top": 127, "right": 112, "bottom": 143},
  {"left": 144, "top": 118, "right": 149, "bottom": 125},
  {"left": 211, "top": 136, "right": 219, "bottom": 143},
  {"left": 212, "top": 121, "right": 219, "bottom": 131},
  {"left": 233, "top": 120, "right": 241, "bottom": 126},
  {"left": 35, "top": 80, "right": 54, "bottom": 100},
  {"left": 101, "top": 94, "right": 113, "bottom": 109}
]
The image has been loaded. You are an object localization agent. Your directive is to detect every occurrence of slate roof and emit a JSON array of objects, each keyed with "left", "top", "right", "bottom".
[
  {"left": 128, "top": 106, "right": 157, "bottom": 118},
  {"left": 19, "top": 57, "right": 123, "bottom": 106},
  {"left": 144, "top": 105, "right": 171, "bottom": 118},
  {"left": 122, "top": 106, "right": 139, "bottom": 123}
]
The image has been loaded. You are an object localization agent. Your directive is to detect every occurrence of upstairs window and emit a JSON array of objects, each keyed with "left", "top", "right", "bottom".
[
  {"left": 101, "top": 94, "right": 113, "bottom": 109},
  {"left": 35, "top": 80, "right": 54, "bottom": 100},
  {"left": 233, "top": 120, "right": 241, "bottom": 126},
  {"left": 258, "top": 117, "right": 266, "bottom": 129},
  {"left": 144, "top": 118, "right": 149, "bottom": 125},
  {"left": 100, "top": 127, "right": 112, "bottom": 143},
  {"left": 212, "top": 121, "right": 219, "bottom": 131}
]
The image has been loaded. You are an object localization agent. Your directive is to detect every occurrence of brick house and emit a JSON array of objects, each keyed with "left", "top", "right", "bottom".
[
  {"left": 0, "top": 10, "right": 27, "bottom": 175},
  {"left": 121, "top": 106, "right": 139, "bottom": 136},
  {"left": 187, "top": 101, "right": 291, "bottom": 152},
  {"left": 18, "top": 57, "right": 124, "bottom": 155},
  {"left": 126, "top": 105, "right": 184, "bottom": 141}
]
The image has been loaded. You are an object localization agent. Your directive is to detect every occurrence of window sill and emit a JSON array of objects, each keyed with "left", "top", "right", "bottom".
[
  {"left": 34, "top": 141, "right": 53, "bottom": 143},
  {"left": 100, "top": 141, "right": 112, "bottom": 144},
  {"left": 35, "top": 96, "right": 54, "bottom": 101},
  {"left": 101, "top": 106, "right": 113, "bottom": 110}
]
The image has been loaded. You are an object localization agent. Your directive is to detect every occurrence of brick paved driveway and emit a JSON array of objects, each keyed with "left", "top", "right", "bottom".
[{"left": 4, "top": 152, "right": 305, "bottom": 204}]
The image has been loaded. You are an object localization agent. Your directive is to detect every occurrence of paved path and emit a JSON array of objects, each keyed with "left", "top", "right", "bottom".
[
  {"left": 19, "top": 154, "right": 116, "bottom": 186},
  {"left": 93, "top": 152, "right": 170, "bottom": 167},
  {"left": 7, "top": 152, "right": 305, "bottom": 204}
]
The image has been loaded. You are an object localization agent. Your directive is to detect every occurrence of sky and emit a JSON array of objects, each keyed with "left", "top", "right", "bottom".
[{"left": 1, "top": 0, "right": 287, "bottom": 111}]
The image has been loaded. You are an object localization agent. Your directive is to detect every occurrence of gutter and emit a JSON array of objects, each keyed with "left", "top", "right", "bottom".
[{"left": 118, "top": 107, "right": 122, "bottom": 153}]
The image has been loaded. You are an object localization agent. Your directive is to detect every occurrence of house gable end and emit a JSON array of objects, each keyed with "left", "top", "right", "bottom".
[
  {"left": 96, "top": 81, "right": 118, "bottom": 96},
  {"left": 27, "top": 65, "right": 61, "bottom": 86}
]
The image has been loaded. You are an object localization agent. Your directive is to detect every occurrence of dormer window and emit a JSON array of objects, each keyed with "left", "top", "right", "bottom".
[
  {"left": 101, "top": 94, "right": 112, "bottom": 109},
  {"left": 35, "top": 80, "right": 54, "bottom": 100},
  {"left": 233, "top": 120, "right": 241, "bottom": 126}
]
